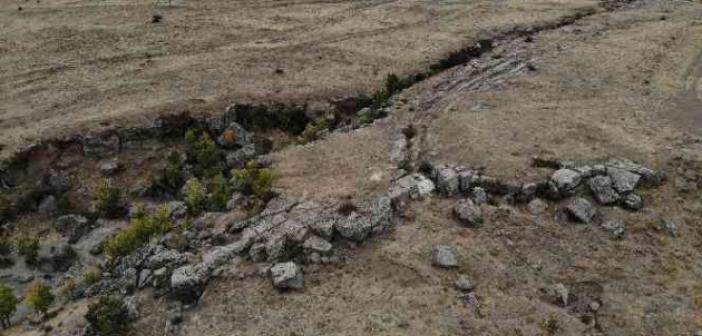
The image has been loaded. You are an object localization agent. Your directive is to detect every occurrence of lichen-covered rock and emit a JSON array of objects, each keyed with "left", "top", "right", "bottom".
[
  {"left": 225, "top": 144, "right": 257, "bottom": 168},
  {"left": 145, "top": 247, "right": 185, "bottom": 270},
  {"left": 605, "top": 158, "right": 661, "bottom": 186},
  {"left": 217, "top": 122, "right": 253, "bottom": 148},
  {"left": 270, "top": 262, "right": 303, "bottom": 290},
  {"left": 170, "top": 264, "right": 210, "bottom": 302},
  {"left": 453, "top": 199, "right": 483, "bottom": 227},
  {"left": 621, "top": 193, "right": 643, "bottom": 211},
  {"left": 335, "top": 212, "right": 372, "bottom": 242},
  {"left": 432, "top": 245, "right": 459, "bottom": 268},
  {"left": 55, "top": 214, "right": 91, "bottom": 244},
  {"left": 302, "top": 235, "right": 333, "bottom": 255},
  {"left": 607, "top": 167, "right": 640, "bottom": 194},
  {"left": 587, "top": 175, "right": 620, "bottom": 205},
  {"left": 600, "top": 218, "right": 624, "bottom": 238},
  {"left": 388, "top": 174, "right": 435, "bottom": 204},
  {"left": 470, "top": 187, "right": 488, "bottom": 205},
  {"left": 436, "top": 167, "right": 459, "bottom": 196},
  {"left": 551, "top": 169, "right": 582, "bottom": 195},
  {"left": 166, "top": 201, "right": 188, "bottom": 219},
  {"left": 565, "top": 197, "right": 596, "bottom": 224}
]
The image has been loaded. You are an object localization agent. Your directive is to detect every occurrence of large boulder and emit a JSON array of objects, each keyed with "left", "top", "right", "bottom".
[{"left": 270, "top": 262, "right": 304, "bottom": 290}]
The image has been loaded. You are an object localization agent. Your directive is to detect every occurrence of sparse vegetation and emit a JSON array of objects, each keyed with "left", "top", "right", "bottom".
[
  {"left": 104, "top": 206, "right": 172, "bottom": 258},
  {"left": 83, "top": 268, "right": 102, "bottom": 285},
  {"left": 0, "top": 283, "right": 17, "bottom": 328},
  {"left": 0, "top": 193, "right": 10, "bottom": 220},
  {"left": 150, "top": 152, "right": 184, "bottom": 194},
  {"left": 182, "top": 178, "right": 208, "bottom": 215},
  {"left": 95, "top": 179, "right": 123, "bottom": 218},
  {"left": 207, "top": 174, "right": 233, "bottom": 211},
  {"left": 0, "top": 236, "right": 11, "bottom": 256},
  {"left": 85, "top": 295, "right": 131, "bottom": 336},
  {"left": 371, "top": 73, "right": 413, "bottom": 108},
  {"left": 15, "top": 235, "right": 39, "bottom": 264},
  {"left": 231, "top": 160, "right": 276, "bottom": 199},
  {"left": 301, "top": 119, "right": 329, "bottom": 143},
  {"left": 185, "top": 129, "right": 217, "bottom": 168},
  {"left": 25, "top": 281, "right": 54, "bottom": 317}
]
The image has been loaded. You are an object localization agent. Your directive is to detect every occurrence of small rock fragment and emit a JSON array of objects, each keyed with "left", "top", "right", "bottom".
[
  {"left": 621, "top": 193, "right": 643, "bottom": 211},
  {"left": 432, "top": 245, "right": 459, "bottom": 268},
  {"left": 600, "top": 218, "right": 625, "bottom": 238},
  {"left": 471, "top": 187, "right": 488, "bottom": 205},
  {"left": 454, "top": 275, "right": 474, "bottom": 292},
  {"left": 660, "top": 219, "right": 678, "bottom": 238}
]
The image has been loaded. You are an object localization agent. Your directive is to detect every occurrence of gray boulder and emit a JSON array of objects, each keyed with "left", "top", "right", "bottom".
[
  {"left": 37, "top": 195, "right": 58, "bottom": 215},
  {"left": 455, "top": 274, "right": 474, "bottom": 292},
  {"left": 432, "top": 245, "right": 459, "bottom": 268},
  {"left": 388, "top": 174, "right": 435, "bottom": 204},
  {"left": 335, "top": 212, "right": 372, "bottom": 242},
  {"left": 587, "top": 176, "right": 620, "bottom": 205},
  {"left": 551, "top": 169, "right": 582, "bottom": 195},
  {"left": 471, "top": 187, "right": 488, "bottom": 205},
  {"left": 565, "top": 197, "right": 596, "bottom": 224},
  {"left": 166, "top": 201, "right": 188, "bottom": 219},
  {"left": 170, "top": 264, "right": 210, "bottom": 302},
  {"left": 453, "top": 199, "right": 483, "bottom": 227},
  {"left": 302, "top": 235, "right": 333, "bottom": 255},
  {"left": 55, "top": 215, "right": 90, "bottom": 243},
  {"left": 145, "top": 248, "right": 185, "bottom": 270},
  {"left": 217, "top": 122, "right": 253, "bottom": 148},
  {"left": 607, "top": 167, "right": 640, "bottom": 194},
  {"left": 270, "top": 262, "right": 304, "bottom": 290},
  {"left": 226, "top": 144, "right": 257, "bottom": 168},
  {"left": 436, "top": 167, "right": 459, "bottom": 196}
]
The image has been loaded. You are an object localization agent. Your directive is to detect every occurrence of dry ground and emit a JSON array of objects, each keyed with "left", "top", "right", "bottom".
[
  {"left": 139, "top": 1, "right": 702, "bottom": 336},
  {"left": 4, "top": 0, "right": 702, "bottom": 336},
  {"left": 0, "top": 0, "right": 600, "bottom": 159}
]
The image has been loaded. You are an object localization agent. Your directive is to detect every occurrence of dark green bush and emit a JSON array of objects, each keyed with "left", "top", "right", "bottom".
[
  {"left": 104, "top": 207, "right": 172, "bottom": 258},
  {"left": 151, "top": 152, "right": 184, "bottom": 193},
  {"left": 16, "top": 235, "right": 39, "bottom": 264},
  {"left": 185, "top": 129, "right": 217, "bottom": 167},
  {"left": 95, "top": 179, "right": 123, "bottom": 218},
  {"left": 0, "top": 193, "right": 10, "bottom": 220},
  {"left": 0, "top": 282, "right": 16, "bottom": 328},
  {"left": 0, "top": 236, "right": 11, "bottom": 256},
  {"left": 207, "top": 174, "right": 232, "bottom": 211},
  {"left": 372, "top": 73, "right": 413, "bottom": 108},
  {"left": 85, "top": 295, "right": 131, "bottom": 336},
  {"left": 182, "top": 178, "right": 207, "bottom": 215}
]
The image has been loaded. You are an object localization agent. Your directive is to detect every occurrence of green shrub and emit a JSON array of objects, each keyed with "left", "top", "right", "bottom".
[
  {"left": 16, "top": 235, "right": 39, "bottom": 264},
  {"left": 372, "top": 73, "right": 412, "bottom": 108},
  {"left": 0, "top": 236, "right": 11, "bottom": 256},
  {"left": 231, "top": 161, "right": 276, "bottom": 199},
  {"left": 104, "top": 207, "right": 172, "bottom": 258},
  {"left": 95, "top": 179, "right": 123, "bottom": 218},
  {"left": 207, "top": 174, "right": 232, "bottom": 211},
  {"left": 151, "top": 152, "right": 184, "bottom": 193},
  {"left": 83, "top": 268, "right": 101, "bottom": 285},
  {"left": 0, "top": 193, "right": 10, "bottom": 219},
  {"left": 25, "top": 281, "right": 54, "bottom": 317},
  {"left": 301, "top": 119, "right": 329, "bottom": 143},
  {"left": 182, "top": 178, "right": 207, "bottom": 215},
  {"left": 0, "top": 283, "right": 17, "bottom": 328},
  {"left": 85, "top": 295, "right": 131, "bottom": 336},
  {"left": 185, "top": 129, "right": 217, "bottom": 167}
]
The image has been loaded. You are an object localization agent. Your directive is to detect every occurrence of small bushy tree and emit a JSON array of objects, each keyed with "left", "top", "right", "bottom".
[
  {"left": 231, "top": 161, "right": 276, "bottom": 199},
  {"left": 25, "top": 281, "right": 54, "bottom": 317},
  {"left": 95, "top": 179, "right": 123, "bottom": 218},
  {"left": 0, "top": 283, "right": 17, "bottom": 328},
  {"left": 15, "top": 235, "right": 39, "bottom": 264},
  {"left": 208, "top": 174, "right": 232, "bottom": 211},
  {"left": 182, "top": 178, "right": 207, "bottom": 215},
  {"left": 85, "top": 295, "right": 131, "bottom": 336}
]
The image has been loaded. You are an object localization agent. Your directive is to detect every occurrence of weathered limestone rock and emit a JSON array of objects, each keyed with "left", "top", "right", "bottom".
[
  {"left": 335, "top": 212, "right": 372, "bottom": 242},
  {"left": 302, "top": 235, "right": 333, "bottom": 255},
  {"left": 565, "top": 197, "right": 596, "bottom": 224},
  {"left": 607, "top": 167, "right": 640, "bottom": 194},
  {"left": 527, "top": 198, "right": 548, "bottom": 215},
  {"left": 551, "top": 169, "right": 582, "bottom": 195},
  {"left": 437, "top": 167, "right": 459, "bottom": 196},
  {"left": 587, "top": 176, "right": 620, "bottom": 205},
  {"left": 432, "top": 245, "right": 459, "bottom": 268},
  {"left": 621, "top": 193, "right": 643, "bottom": 211},
  {"left": 453, "top": 199, "right": 483, "bottom": 227},
  {"left": 270, "top": 262, "right": 304, "bottom": 289}
]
